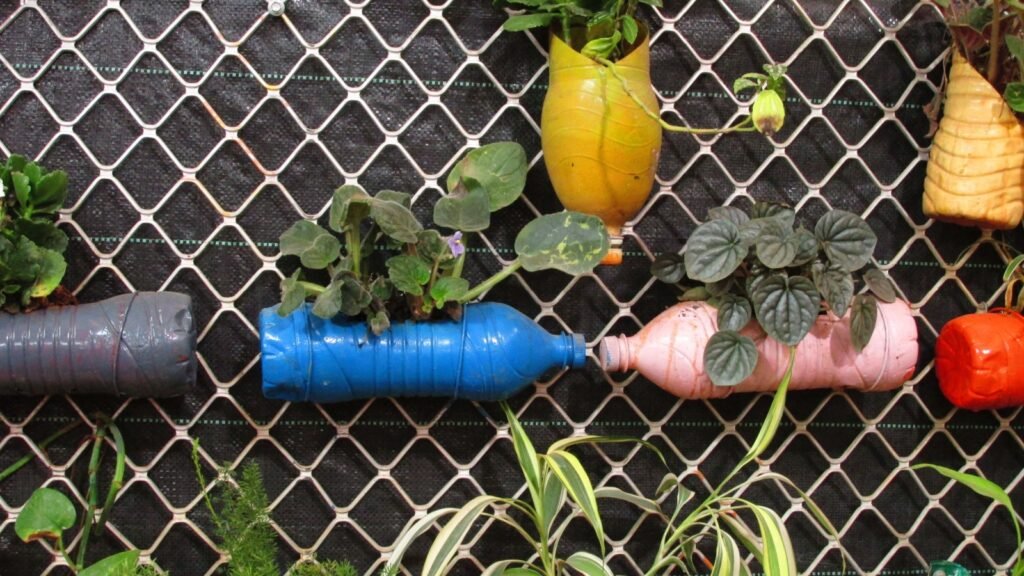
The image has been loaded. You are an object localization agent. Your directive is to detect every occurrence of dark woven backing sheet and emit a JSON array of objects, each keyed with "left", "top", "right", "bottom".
[{"left": 1, "top": 1, "right": 1020, "bottom": 574}]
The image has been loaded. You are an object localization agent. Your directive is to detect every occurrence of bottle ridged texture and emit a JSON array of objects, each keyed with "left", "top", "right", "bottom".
[
  {"left": 935, "top": 310, "right": 1024, "bottom": 410},
  {"left": 601, "top": 300, "right": 918, "bottom": 399},
  {"left": 923, "top": 51, "right": 1024, "bottom": 229},
  {"left": 541, "top": 30, "right": 662, "bottom": 239}
]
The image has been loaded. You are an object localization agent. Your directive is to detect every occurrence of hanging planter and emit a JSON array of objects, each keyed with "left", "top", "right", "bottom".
[
  {"left": 261, "top": 142, "right": 607, "bottom": 403},
  {"left": 923, "top": 6, "right": 1024, "bottom": 229},
  {"left": 634, "top": 201, "right": 919, "bottom": 397},
  {"left": 497, "top": 2, "right": 789, "bottom": 265}
]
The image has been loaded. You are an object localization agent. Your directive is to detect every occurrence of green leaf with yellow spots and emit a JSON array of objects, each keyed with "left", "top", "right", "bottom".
[{"left": 514, "top": 212, "right": 609, "bottom": 275}]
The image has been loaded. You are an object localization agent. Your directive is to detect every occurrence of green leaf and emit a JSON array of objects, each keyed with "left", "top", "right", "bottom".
[
  {"left": 715, "top": 294, "right": 752, "bottom": 332},
  {"left": 1008, "top": 35, "right": 1024, "bottom": 63},
  {"left": 651, "top": 253, "right": 686, "bottom": 283},
  {"left": 372, "top": 199, "right": 422, "bottom": 243},
  {"left": 711, "top": 531, "right": 742, "bottom": 576},
  {"left": 280, "top": 221, "right": 341, "bottom": 269},
  {"left": 565, "top": 551, "right": 612, "bottom": 576},
  {"left": 376, "top": 189, "right": 412, "bottom": 208},
  {"left": 581, "top": 32, "right": 620, "bottom": 60},
  {"left": 790, "top": 229, "right": 818, "bottom": 266},
  {"left": 31, "top": 170, "right": 68, "bottom": 213},
  {"left": 850, "top": 294, "right": 878, "bottom": 352},
  {"left": 369, "top": 276, "right": 393, "bottom": 301},
  {"left": 684, "top": 219, "right": 746, "bottom": 283},
  {"left": 28, "top": 247, "right": 65, "bottom": 298},
  {"left": 503, "top": 12, "right": 558, "bottom": 31},
  {"left": 863, "top": 268, "right": 896, "bottom": 303},
  {"left": 369, "top": 310, "right": 390, "bottom": 335},
  {"left": 423, "top": 496, "right": 504, "bottom": 576},
  {"left": 733, "top": 76, "right": 761, "bottom": 95},
  {"left": 433, "top": 185, "right": 491, "bottom": 232},
  {"left": 812, "top": 262, "right": 853, "bottom": 318},
  {"left": 546, "top": 450, "right": 604, "bottom": 550},
  {"left": 417, "top": 229, "right": 448, "bottom": 261},
  {"left": 962, "top": 6, "right": 993, "bottom": 32},
  {"left": 751, "top": 202, "right": 795, "bottom": 227},
  {"left": 22, "top": 162, "right": 41, "bottom": 185},
  {"left": 386, "top": 508, "right": 458, "bottom": 573},
  {"left": 704, "top": 330, "right": 758, "bottom": 387},
  {"left": 14, "top": 219, "right": 68, "bottom": 253},
  {"left": 756, "top": 221, "right": 797, "bottom": 269},
  {"left": 750, "top": 275, "right": 820, "bottom": 346},
  {"left": 680, "top": 286, "right": 711, "bottom": 302},
  {"left": 593, "top": 486, "right": 661, "bottom": 514},
  {"left": 79, "top": 551, "right": 141, "bottom": 576},
  {"left": 814, "top": 210, "right": 876, "bottom": 271},
  {"left": 501, "top": 403, "right": 543, "bottom": 525},
  {"left": 15, "top": 487, "right": 76, "bottom": 542},
  {"left": 311, "top": 281, "right": 343, "bottom": 318},
  {"left": 708, "top": 205, "right": 750, "bottom": 226},
  {"left": 328, "top": 185, "right": 371, "bottom": 232},
  {"left": 541, "top": 471, "right": 567, "bottom": 534},
  {"left": 12, "top": 171, "right": 30, "bottom": 209},
  {"left": 1006, "top": 83, "right": 1024, "bottom": 112},
  {"left": 748, "top": 505, "right": 797, "bottom": 576},
  {"left": 278, "top": 270, "right": 306, "bottom": 317},
  {"left": 386, "top": 254, "right": 431, "bottom": 296},
  {"left": 446, "top": 142, "right": 528, "bottom": 211},
  {"left": 514, "top": 211, "right": 609, "bottom": 274},
  {"left": 621, "top": 14, "right": 639, "bottom": 44},
  {"left": 430, "top": 276, "right": 469, "bottom": 306},
  {"left": 1004, "top": 254, "right": 1024, "bottom": 281}
]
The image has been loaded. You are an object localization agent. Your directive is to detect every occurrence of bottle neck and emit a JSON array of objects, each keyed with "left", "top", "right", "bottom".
[
  {"left": 598, "top": 335, "right": 631, "bottom": 373},
  {"left": 556, "top": 333, "right": 587, "bottom": 369}
]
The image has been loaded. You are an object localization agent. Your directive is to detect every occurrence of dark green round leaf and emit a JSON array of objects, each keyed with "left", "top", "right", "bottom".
[
  {"left": 417, "top": 230, "right": 448, "bottom": 262},
  {"left": 376, "top": 189, "right": 412, "bottom": 208},
  {"left": 433, "top": 185, "right": 491, "bottom": 232},
  {"left": 707, "top": 205, "right": 750, "bottom": 226},
  {"left": 277, "top": 271, "right": 306, "bottom": 317},
  {"left": 339, "top": 276, "right": 373, "bottom": 316},
  {"left": 279, "top": 220, "right": 341, "bottom": 269},
  {"left": 312, "top": 281, "right": 343, "bottom": 319},
  {"left": 15, "top": 488, "right": 75, "bottom": 542},
  {"left": 814, "top": 210, "right": 876, "bottom": 271},
  {"left": 751, "top": 274, "right": 820, "bottom": 346},
  {"left": 514, "top": 212, "right": 609, "bottom": 274},
  {"left": 863, "top": 268, "right": 897, "bottom": 303},
  {"left": 328, "top": 185, "right": 370, "bottom": 232},
  {"left": 790, "top": 228, "right": 818, "bottom": 266},
  {"left": 651, "top": 253, "right": 686, "bottom": 284},
  {"left": 715, "top": 294, "right": 752, "bottom": 332},
  {"left": 684, "top": 219, "right": 746, "bottom": 283},
  {"left": 372, "top": 199, "right": 423, "bottom": 243},
  {"left": 813, "top": 262, "right": 854, "bottom": 318},
  {"left": 446, "top": 142, "right": 528, "bottom": 211},
  {"left": 751, "top": 202, "right": 795, "bottom": 228},
  {"left": 850, "top": 294, "right": 878, "bottom": 352},
  {"left": 31, "top": 170, "right": 68, "bottom": 214},
  {"left": 745, "top": 262, "right": 770, "bottom": 296},
  {"left": 755, "top": 221, "right": 797, "bottom": 269},
  {"left": 387, "top": 254, "right": 431, "bottom": 296},
  {"left": 704, "top": 331, "right": 759, "bottom": 387}
]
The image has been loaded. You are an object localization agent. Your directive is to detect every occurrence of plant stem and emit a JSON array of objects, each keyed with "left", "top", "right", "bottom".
[
  {"left": 94, "top": 420, "right": 125, "bottom": 533},
  {"left": 191, "top": 439, "right": 222, "bottom": 532},
  {"left": 77, "top": 420, "right": 109, "bottom": 570},
  {"left": 56, "top": 535, "right": 74, "bottom": 572},
  {"left": 346, "top": 227, "right": 361, "bottom": 279},
  {"left": 458, "top": 260, "right": 523, "bottom": 303},
  {"left": 596, "top": 57, "right": 759, "bottom": 135},
  {"left": 0, "top": 420, "right": 81, "bottom": 483},
  {"left": 299, "top": 281, "right": 326, "bottom": 296},
  {"left": 990, "top": 0, "right": 1004, "bottom": 85}
]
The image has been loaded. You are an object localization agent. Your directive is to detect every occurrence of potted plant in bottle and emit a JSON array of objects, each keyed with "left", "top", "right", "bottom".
[
  {"left": 261, "top": 142, "right": 609, "bottom": 403},
  {"left": 0, "top": 154, "right": 196, "bottom": 398},
  {"left": 495, "top": 0, "right": 788, "bottom": 263},
  {"left": 923, "top": 1, "right": 1024, "bottom": 229},
  {"left": 602, "top": 202, "right": 919, "bottom": 398}
]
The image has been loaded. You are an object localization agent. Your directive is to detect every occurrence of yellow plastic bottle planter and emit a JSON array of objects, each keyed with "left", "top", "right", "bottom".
[
  {"left": 923, "top": 51, "right": 1024, "bottom": 230},
  {"left": 542, "top": 30, "right": 662, "bottom": 265}
]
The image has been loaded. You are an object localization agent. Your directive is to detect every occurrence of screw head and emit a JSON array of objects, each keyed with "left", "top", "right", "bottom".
[{"left": 267, "top": 0, "right": 285, "bottom": 16}]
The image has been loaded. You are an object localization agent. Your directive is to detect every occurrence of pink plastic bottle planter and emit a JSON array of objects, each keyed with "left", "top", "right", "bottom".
[{"left": 600, "top": 300, "right": 919, "bottom": 399}]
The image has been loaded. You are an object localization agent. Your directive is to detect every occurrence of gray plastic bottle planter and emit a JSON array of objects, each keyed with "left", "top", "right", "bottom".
[{"left": 0, "top": 292, "right": 197, "bottom": 397}]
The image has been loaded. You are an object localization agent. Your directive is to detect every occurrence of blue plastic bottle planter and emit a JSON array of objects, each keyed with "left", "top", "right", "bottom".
[{"left": 260, "top": 302, "right": 587, "bottom": 402}]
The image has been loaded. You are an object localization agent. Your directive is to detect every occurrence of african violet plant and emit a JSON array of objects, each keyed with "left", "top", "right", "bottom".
[
  {"left": 0, "top": 154, "right": 68, "bottom": 311},
  {"left": 651, "top": 202, "right": 898, "bottom": 387},
  {"left": 276, "top": 142, "right": 609, "bottom": 333}
]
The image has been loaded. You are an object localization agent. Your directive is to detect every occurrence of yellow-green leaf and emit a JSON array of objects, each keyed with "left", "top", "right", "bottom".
[{"left": 545, "top": 450, "right": 604, "bottom": 552}]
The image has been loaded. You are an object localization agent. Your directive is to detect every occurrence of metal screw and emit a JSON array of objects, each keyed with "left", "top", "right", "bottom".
[{"left": 267, "top": 0, "right": 285, "bottom": 16}]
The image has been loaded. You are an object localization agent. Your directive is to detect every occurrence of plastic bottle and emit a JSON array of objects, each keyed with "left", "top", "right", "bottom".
[
  {"left": 935, "top": 309, "right": 1024, "bottom": 411},
  {"left": 599, "top": 300, "right": 918, "bottom": 399},
  {"left": 0, "top": 292, "right": 197, "bottom": 397},
  {"left": 260, "top": 302, "right": 587, "bottom": 403}
]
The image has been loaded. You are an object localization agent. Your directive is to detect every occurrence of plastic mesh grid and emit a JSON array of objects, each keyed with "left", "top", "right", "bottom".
[{"left": 0, "top": 0, "right": 1021, "bottom": 574}]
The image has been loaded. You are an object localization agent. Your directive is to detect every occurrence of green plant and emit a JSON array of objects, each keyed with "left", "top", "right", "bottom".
[
  {"left": 276, "top": 142, "right": 609, "bottom": 333},
  {"left": 650, "top": 201, "right": 898, "bottom": 387},
  {"left": 913, "top": 463, "right": 1024, "bottom": 576},
  {"left": 934, "top": 0, "right": 1024, "bottom": 110},
  {"left": 0, "top": 154, "right": 69, "bottom": 311},
  {"left": 386, "top": 391, "right": 838, "bottom": 575},
  {"left": 288, "top": 558, "right": 358, "bottom": 576},
  {"left": 4, "top": 416, "right": 153, "bottom": 575}
]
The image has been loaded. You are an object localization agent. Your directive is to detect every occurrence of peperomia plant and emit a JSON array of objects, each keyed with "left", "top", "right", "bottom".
[
  {"left": 276, "top": 142, "right": 609, "bottom": 333},
  {"left": 0, "top": 154, "right": 69, "bottom": 312},
  {"left": 651, "top": 202, "right": 898, "bottom": 387}
]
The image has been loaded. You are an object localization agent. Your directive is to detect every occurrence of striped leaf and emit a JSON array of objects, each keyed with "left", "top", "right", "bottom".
[
  {"left": 711, "top": 531, "right": 743, "bottom": 576},
  {"left": 749, "top": 505, "right": 797, "bottom": 576},
  {"left": 423, "top": 496, "right": 504, "bottom": 576},
  {"left": 541, "top": 470, "right": 567, "bottom": 533},
  {"left": 502, "top": 403, "right": 543, "bottom": 516},
  {"left": 482, "top": 561, "right": 542, "bottom": 576},
  {"left": 381, "top": 508, "right": 457, "bottom": 573},
  {"left": 565, "top": 551, "right": 612, "bottom": 576},
  {"left": 549, "top": 435, "right": 664, "bottom": 465},
  {"left": 594, "top": 486, "right": 662, "bottom": 515},
  {"left": 545, "top": 450, "right": 604, "bottom": 551},
  {"left": 740, "top": 349, "right": 794, "bottom": 467}
]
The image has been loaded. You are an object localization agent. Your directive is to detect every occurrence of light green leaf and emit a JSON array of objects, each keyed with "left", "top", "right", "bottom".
[
  {"left": 850, "top": 294, "right": 878, "bottom": 352},
  {"left": 548, "top": 434, "right": 662, "bottom": 464},
  {"left": 503, "top": 12, "right": 558, "bottom": 31},
  {"left": 753, "top": 472, "right": 840, "bottom": 543},
  {"left": 423, "top": 496, "right": 504, "bottom": 576},
  {"left": 685, "top": 219, "right": 747, "bottom": 283},
  {"left": 514, "top": 212, "right": 609, "bottom": 275},
  {"left": 814, "top": 210, "right": 876, "bottom": 271},
  {"left": 12, "top": 171, "right": 30, "bottom": 210},
  {"left": 28, "top": 247, "right": 65, "bottom": 298},
  {"left": 1006, "top": 82, "right": 1024, "bottom": 113},
  {"left": 711, "top": 531, "right": 742, "bottom": 576},
  {"left": 750, "top": 275, "right": 820, "bottom": 346},
  {"left": 565, "top": 551, "right": 612, "bottom": 576},
  {"left": 386, "top": 254, "right": 432, "bottom": 296},
  {"left": 621, "top": 15, "right": 639, "bottom": 44},
  {"left": 594, "top": 486, "right": 661, "bottom": 515},
  {"left": 430, "top": 276, "right": 470, "bottom": 307},
  {"left": 1004, "top": 254, "right": 1024, "bottom": 281},
  {"left": 279, "top": 220, "right": 341, "bottom": 269},
  {"left": 277, "top": 270, "right": 307, "bottom": 317},
  {"left": 433, "top": 184, "right": 491, "bottom": 232},
  {"left": 329, "top": 184, "right": 371, "bottom": 232},
  {"left": 715, "top": 294, "right": 752, "bottom": 332},
  {"left": 372, "top": 199, "right": 423, "bottom": 243},
  {"left": 482, "top": 561, "right": 537, "bottom": 576},
  {"left": 680, "top": 286, "right": 711, "bottom": 302},
  {"left": 386, "top": 508, "right": 458, "bottom": 573},
  {"left": 311, "top": 281, "right": 343, "bottom": 319},
  {"left": 15, "top": 487, "right": 76, "bottom": 542},
  {"left": 541, "top": 471, "right": 567, "bottom": 533},
  {"left": 748, "top": 505, "right": 797, "bottom": 576},
  {"left": 704, "top": 330, "right": 758, "bottom": 387},
  {"left": 863, "top": 268, "right": 897, "bottom": 303},
  {"left": 501, "top": 403, "right": 543, "bottom": 516},
  {"left": 741, "top": 350, "right": 794, "bottom": 466},
  {"left": 546, "top": 450, "right": 604, "bottom": 551},
  {"left": 446, "top": 142, "right": 528, "bottom": 211},
  {"left": 79, "top": 551, "right": 141, "bottom": 576},
  {"left": 376, "top": 189, "right": 412, "bottom": 208}
]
